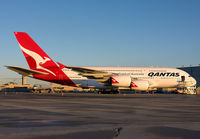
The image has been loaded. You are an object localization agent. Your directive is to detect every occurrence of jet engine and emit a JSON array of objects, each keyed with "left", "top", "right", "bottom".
[
  {"left": 110, "top": 75, "right": 149, "bottom": 91},
  {"left": 111, "top": 75, "right": 132, "bottom": 87}
]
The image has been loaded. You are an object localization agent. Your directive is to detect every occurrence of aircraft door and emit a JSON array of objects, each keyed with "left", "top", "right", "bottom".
[{"left": 181, "top": 76, "right": 185, "bottom": 82}]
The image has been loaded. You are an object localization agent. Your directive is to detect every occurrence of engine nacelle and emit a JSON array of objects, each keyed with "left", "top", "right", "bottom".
[
  {"left": 111, "top": 75, "right": 132, "bottom": 87},
  {"left": 131, "top": 80, "right": 149, "bottom": 91},
  {"left": 111, "top": 76, "right": 149, "bottom": 91}
]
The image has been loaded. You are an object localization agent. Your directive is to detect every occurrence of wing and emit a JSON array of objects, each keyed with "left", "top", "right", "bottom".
[
  {"left": 67, "top": 66, "right": 116, "bottom": 82},
  {"left": 57, "top": 62, "right": 116, "bottom": 83},
  {"left": 6, "top": 66, "right": 49, "bottom": 76}
]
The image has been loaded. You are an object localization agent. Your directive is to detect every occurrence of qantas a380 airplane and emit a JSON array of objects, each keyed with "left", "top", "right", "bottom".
[{"left": 7, "top": 32, "right": 196, "bottom": 93}]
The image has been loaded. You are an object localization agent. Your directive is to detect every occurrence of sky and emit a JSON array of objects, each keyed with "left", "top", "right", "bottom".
[{"left": 0, "top": 0, "right": 200, "bottom": 83}]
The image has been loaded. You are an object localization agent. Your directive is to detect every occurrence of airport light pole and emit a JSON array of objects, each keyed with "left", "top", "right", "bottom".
[{"left": 22, "top": 75, "right": 27, "bottom": 85}]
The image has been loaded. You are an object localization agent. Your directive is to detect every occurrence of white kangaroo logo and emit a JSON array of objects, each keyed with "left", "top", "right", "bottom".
[
  {"left": 19, "top": 44, "right": 56, "bottom": 76},
  {"left": 41, "top": 57, "right": 50, "bottom": 64}
]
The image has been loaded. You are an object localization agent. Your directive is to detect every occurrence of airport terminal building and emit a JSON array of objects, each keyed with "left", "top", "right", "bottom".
[{"left": 178, "top": 66, "right": 200, "bottom": 87}]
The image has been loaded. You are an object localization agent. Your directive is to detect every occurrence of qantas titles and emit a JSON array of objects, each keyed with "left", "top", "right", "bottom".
[{"left": 148, "top": 72, "right": 180, "bottom": 77}]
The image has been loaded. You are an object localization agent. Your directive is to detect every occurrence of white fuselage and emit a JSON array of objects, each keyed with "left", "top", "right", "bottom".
[{"left": 62, "top": 67, "right": 196, "bottom": 90}]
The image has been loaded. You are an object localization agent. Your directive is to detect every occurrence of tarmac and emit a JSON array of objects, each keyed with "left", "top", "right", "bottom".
[{"left": 0, "top": 92, "right": 200, "bottom": 139}]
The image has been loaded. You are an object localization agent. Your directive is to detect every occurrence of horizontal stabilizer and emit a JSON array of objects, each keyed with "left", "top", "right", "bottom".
[{"left": 6, "top": 66, "right": 49, "bottom": 76}]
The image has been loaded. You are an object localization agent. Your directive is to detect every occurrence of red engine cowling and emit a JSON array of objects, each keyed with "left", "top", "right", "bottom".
[
  {"left": 131, "top": 80, "right": 149, "bottom": 91},
  {"left": 111, "top": 75, "right": 132, "bottom": 87}
]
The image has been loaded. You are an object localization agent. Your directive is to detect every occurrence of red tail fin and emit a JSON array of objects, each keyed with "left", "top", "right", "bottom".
[
  {"left": 14, "top": 32, "right": 58, "bottom": 76},
  {"left": 14, "top": 32, "right": 76, "bottom": 87}
]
